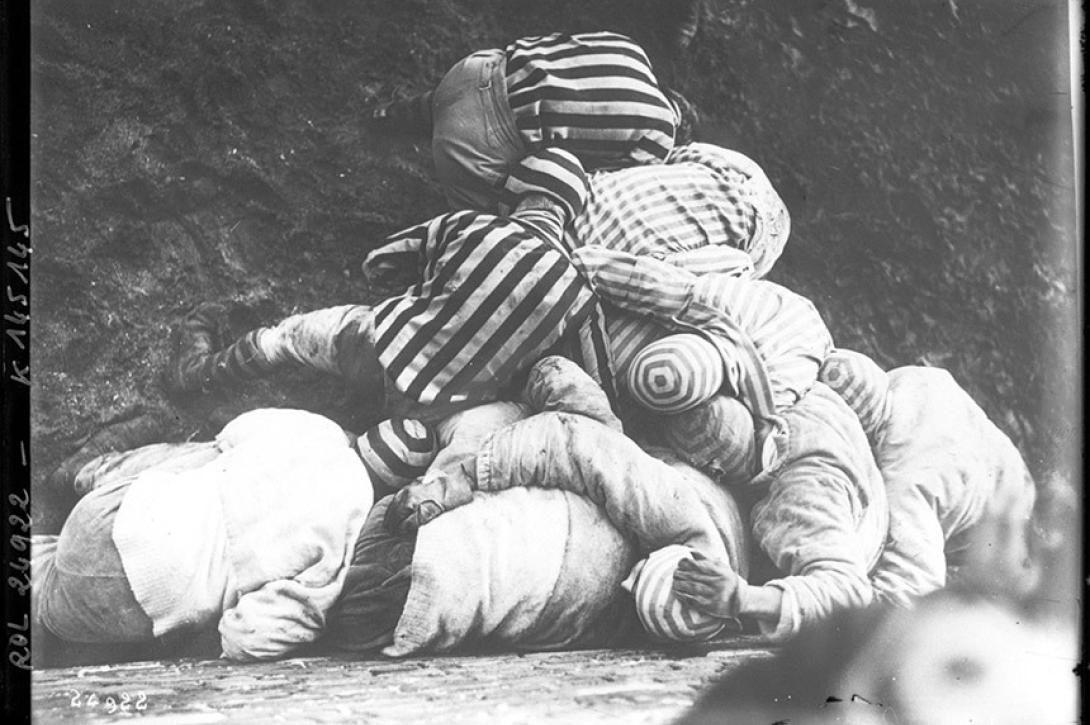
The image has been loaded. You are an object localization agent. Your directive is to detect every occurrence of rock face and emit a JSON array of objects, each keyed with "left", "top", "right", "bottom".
[{"left": 30, "top": 0, "right": 1077, "bottom": 532}]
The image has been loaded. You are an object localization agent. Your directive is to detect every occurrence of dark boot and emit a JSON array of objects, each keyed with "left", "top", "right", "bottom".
[
  {"left": 47, "top": 409, "right": 172, "bottom": 498},
  {"left": 165, "top": 307, "right": 274, "bottom": 394},
  {"left": 164, "top": 306, "right": 220, "bottom": 394}
]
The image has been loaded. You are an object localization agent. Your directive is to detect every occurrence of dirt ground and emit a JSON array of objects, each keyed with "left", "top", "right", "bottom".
[
  {"left": 25, "top": 0, "right": 1081, "bottom": 720},
  {"left": 32, "top": 641, "right": 774, "bottom": 724}
]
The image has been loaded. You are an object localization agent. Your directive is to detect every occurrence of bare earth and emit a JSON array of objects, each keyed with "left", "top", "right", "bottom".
[{"left": 33, "top": 642, "right": 774, "bottom": 724}]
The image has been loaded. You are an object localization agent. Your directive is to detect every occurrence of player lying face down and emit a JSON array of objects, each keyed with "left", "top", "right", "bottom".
[{"left": 33, "top": 408, "right": 390, "bottom": 664}]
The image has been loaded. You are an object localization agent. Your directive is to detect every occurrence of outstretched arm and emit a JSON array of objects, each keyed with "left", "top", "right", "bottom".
[{"left": 660, "top": 245, "right": 755, "bottom": 279}]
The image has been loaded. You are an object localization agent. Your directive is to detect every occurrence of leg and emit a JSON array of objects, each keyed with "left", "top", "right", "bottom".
[
  {"left": 818, "top": 349, "right": 891, "bottom": 440},
  {"left": 431, "top": 49, "right": 524, "bottom": 211},
  {"left": 476, "top": 412, "right": 730, "bottom": 562},
  {"left": 47, "top": 408, "right": 173, "bottom": 499},
  {"left": 73, "top": 442, "right": 220, "bottom": 497},
  {"left": 324, "top": 497, "right": 416, "bottom": 652},
  {"left": 35, "top": 477, "right": 154, "bottom": 646},
  {"left": 167, "top": 304, "right": 379, "bottom": 393}
]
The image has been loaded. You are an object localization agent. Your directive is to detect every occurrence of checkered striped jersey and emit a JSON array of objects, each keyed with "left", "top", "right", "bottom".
[
  {"left": 369, "top": 205, "right": 611, "bottom": 407},
  {"left": 504, "top": 31, "right": 679, "bottom": 169},
  {"left": 568, "top": 143, "right": 792, "bottom": 278},
  {"left": 574, "top": 247, "right": 833, "bottom": 419}
]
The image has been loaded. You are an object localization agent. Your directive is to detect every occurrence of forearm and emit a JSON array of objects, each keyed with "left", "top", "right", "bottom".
[
  {"left": 571, "top": 246, "right": 700, "bottom": 319},
  {"left": 869, "top": 494, "right": 948, "bottom": 606},
  {"left": 750, "top": 471, "right": 882, "bottom": 638},
  {"left": 736, "top": 582, "right": 784, "bottom": 622},
  {"left": 661, "top": 246, "right": 755, "bottom": 278}
]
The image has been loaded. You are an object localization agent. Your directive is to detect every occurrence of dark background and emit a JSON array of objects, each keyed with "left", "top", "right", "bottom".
[{"left": 30, "top": 0, "right": 1079, "bottom": 544}]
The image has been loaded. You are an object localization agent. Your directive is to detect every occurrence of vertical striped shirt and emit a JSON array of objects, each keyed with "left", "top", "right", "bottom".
[
  {"left": 369, "top": 210, "right": 599, "bottom": 406},
  {"left": 568, "top": 143, "right": 792, "bottom": 278},
  {"left": 504, "top": 32, "right": 679, "bottom": 169},
  {"left": 365, "top": 149, "right": 612, "bottom": 407},
  {"left": 574, "top": 247, "right": 832, "bottom": 418}
]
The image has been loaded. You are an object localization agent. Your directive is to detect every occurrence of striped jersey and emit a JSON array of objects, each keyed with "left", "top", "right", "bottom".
[
  {"left": 569, "top": 143, "right": 792, "bottom": 278},
  {"left": 368, "top": 208, "right": 610, "bottom": 408},
  {"left": 573, "top": 247, "right": 832, "bottom": 418},
  {"left": 504, "top": 31, "right": 679, "bottom": 169}
]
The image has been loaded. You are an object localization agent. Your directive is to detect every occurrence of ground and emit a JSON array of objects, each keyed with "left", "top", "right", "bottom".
[
  {"left": 33, "top": 641, "right": 774, "bottom": 724},
  {"left": 26, "top": 0, "right": 1081, "bottom": 722}
]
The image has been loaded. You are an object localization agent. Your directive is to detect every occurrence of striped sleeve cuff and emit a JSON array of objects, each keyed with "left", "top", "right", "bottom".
[{"left": 498, "top": 148, "right": 589, "bottom": 218}]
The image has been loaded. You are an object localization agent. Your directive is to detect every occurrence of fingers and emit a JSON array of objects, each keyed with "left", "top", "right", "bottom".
[
  {"left": 675, "top": 556, "right": 726, "bottom": 579},
  {"left": 673, "top": 568, "right": 722, "bottom": 586},
  {"left": 672, "top": 578, "right": 718, "bottom": 600}
]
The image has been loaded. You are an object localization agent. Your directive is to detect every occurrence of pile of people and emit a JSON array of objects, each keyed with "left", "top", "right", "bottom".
[{"left": 33, "top": 31, "right": 1042, "bottom": 666}]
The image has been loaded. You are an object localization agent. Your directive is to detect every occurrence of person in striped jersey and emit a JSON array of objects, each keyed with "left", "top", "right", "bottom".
[
  {"left": 166, "top": 137, "right": 794, "bottom": 408},
  {"left": 570, "top": 246, "right": 832, "bottom": 483},
  {"left": 168, "top": 148, "right": 613, "bottom": 423},
  {"left": 374, "top": 31, "right": 690, "bottom": 211},
  {"left": 569, "top": 142, "right": 791, "bottom": 280}
]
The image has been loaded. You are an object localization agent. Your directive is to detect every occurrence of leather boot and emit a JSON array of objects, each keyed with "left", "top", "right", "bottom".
[
  {"left": 47, "top": 409, "right": 172, "bottom": 498},
  {"left": 166, "top": 307, "right": 274, "bottom": 393}
]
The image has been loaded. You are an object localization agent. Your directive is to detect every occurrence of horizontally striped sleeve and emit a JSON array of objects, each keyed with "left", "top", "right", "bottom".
[
  {"left": 497, "top": 147, "right": 589, "bottom": 219},
  {"left": 570, "top": 246, "right": 694, "bottom": 315},
  {"left": 660, "top": 246, "right": 755, "bottom": 278}
]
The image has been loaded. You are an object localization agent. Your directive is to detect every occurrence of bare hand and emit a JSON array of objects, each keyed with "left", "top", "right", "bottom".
[{"left": 672, "top": 551, "right": 742, "bottom": 618}]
